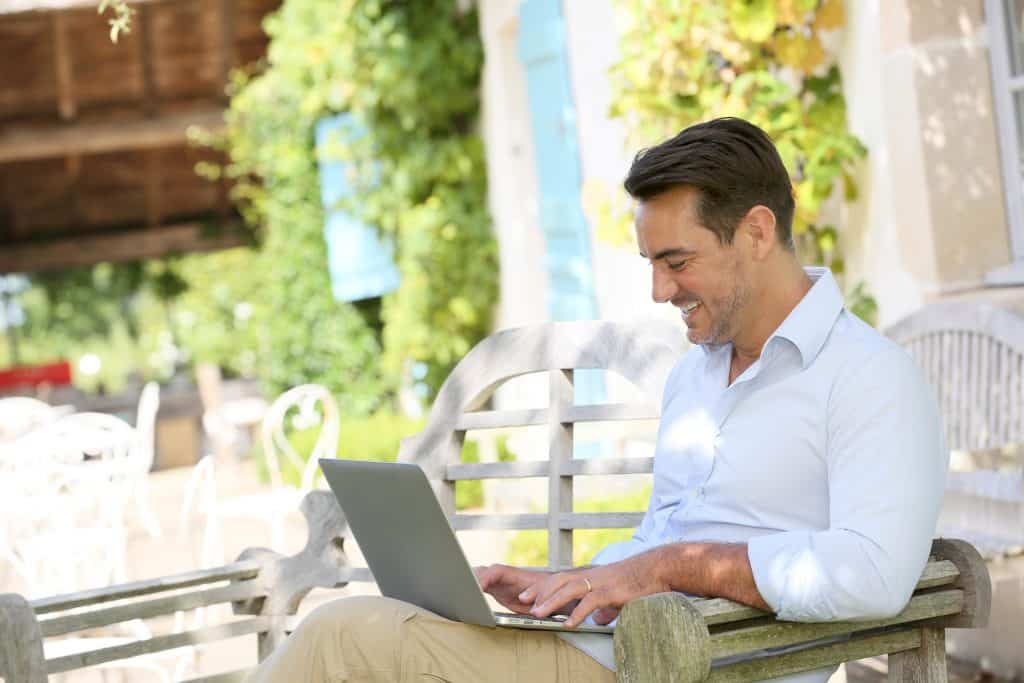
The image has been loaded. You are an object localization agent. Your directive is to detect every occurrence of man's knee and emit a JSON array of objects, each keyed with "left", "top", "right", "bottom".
[{"left": 295, "top": 595, "right": 411, "bottom": 643}]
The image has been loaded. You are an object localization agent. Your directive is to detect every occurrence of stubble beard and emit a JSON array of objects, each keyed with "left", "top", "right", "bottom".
[{"left": 690, "top": 277, "right": 752, "bottom": 348}]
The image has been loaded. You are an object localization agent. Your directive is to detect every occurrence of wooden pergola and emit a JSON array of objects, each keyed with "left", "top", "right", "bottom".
[{"left": 0, "top": 0, "right": 280, "bottom": 274}]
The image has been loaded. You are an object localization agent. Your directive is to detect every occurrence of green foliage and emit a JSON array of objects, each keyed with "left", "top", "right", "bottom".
[
  {"left": 593, "top": 0, "right": 877, "bottom": 321},
  {"left": 219, "top": 0, "right": 497, "bottom": 402},
  {"left": 261, "top": 411, "right": 516, "bottom": 512},
  {"left": 505, "top": 485, "right": 652, "bottom": 567},
  {"left": 97, "top": 0, "right": 133, "bottom": 43}
]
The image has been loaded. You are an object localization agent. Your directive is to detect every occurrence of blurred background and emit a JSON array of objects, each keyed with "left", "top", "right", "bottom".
[{"left": 0, "top": 1, "right": 1022, "bottom": 681}]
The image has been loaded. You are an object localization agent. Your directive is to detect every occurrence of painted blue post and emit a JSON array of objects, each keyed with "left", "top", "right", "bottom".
[
  {"left": 315, "top": 114, "right": 400, "bottom": 303},
  {"left": 518, "top": 0, "right": 605, "bottom": 457}
]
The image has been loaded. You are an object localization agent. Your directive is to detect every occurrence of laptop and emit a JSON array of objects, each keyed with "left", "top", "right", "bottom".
[{"left": 319, "top": 458, "right": 614, "bottom": 634}]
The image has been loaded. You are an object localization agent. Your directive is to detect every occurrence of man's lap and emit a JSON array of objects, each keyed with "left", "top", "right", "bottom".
[{"left": 248, "top": 595, "right": 616, "bottom": 683}]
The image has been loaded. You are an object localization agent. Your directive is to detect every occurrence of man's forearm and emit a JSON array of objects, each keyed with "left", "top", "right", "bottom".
[{"left": 646, "top": 542, "right": 770, "bottom": 611}]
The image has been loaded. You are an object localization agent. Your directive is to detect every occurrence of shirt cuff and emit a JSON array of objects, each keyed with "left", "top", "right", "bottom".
[{"left": 746, "top": 530, "right": 810, "bottom": 618}]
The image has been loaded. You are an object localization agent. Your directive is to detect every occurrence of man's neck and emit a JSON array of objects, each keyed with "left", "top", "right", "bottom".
[{"left": 729, "top": 264, "right": 813, "bottom": 381}]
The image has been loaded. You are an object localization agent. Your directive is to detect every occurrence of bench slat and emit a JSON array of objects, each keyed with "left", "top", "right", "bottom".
[
  {"left": 455, "top": 403, "right": 660, "bottom": 431},
  {"left": 39, "top": 582, "right": 267, "bottom": 638},
  {"left": 706, "top": 629, "right": 922, "bottom": 682},
  {"left": 445, "top": 457, "right": 656, "bottom": 481},
  {"left": 449, "top": 512, "right": 645, "bottom": 531},
  {"left": 688, "top": 559, "right": 960, "bottom": 627},
  {"left": 180, "top": 668, "right": 254, "bottom": 683},
  {"left": 45, "top": 617, "right": 270, "bottom": 674},
  {"left": 31, "top": 561, "right": 262, "bottom": 615},
  {"left": 708, "top": 589, "right": 963, "bottom": 660}
]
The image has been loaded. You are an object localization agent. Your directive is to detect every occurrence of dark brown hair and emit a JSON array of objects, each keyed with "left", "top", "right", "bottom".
[{"left": 623, "top": 117, "right": 795, "bottom": 250}]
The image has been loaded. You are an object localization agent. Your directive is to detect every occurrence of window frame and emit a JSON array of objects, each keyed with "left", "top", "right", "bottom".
[{"left": 987, "top": 0, "right": 1024, "bottom": 283}]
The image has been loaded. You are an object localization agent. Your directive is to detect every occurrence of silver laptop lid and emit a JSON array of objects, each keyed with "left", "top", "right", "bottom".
[{"left": 319, "top": 459, "right": 497, "bottom": 627}]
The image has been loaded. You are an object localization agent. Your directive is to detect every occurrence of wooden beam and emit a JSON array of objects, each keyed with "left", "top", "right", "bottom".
[
  {"left": 138, "top": 3, "right": 158, "bottom": 117},
  {"left": 0, "top": 221, "right": 249, "bottom": 273},
  {"left": 52, "top": 11, "right": 76, "bottom": 120},
  {"left": 144, "top": 150, "right": 162, "bottom": 228},
  {"left": 220, "top": 0, "right": 237, "bottom": 97},
  {"left": 64, "top": 153, "right": 81, "bottom": 227},
  {"left": 0, "top": 108, "right": 225, "bottom": 164}
]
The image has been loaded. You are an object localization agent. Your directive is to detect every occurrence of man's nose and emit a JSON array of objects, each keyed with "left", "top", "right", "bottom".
[{"left": 651, "top": 267, "right": 678, "bottom": 304}]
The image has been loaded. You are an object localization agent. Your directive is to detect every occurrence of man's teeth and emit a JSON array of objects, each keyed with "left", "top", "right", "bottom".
[{"left": 681, "top": 302, "right": 699, "bottom": 313}]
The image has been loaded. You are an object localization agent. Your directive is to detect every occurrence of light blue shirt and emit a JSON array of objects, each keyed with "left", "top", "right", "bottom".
[{"left": 561, "top": 267, "right": 947, "bottom": 682}]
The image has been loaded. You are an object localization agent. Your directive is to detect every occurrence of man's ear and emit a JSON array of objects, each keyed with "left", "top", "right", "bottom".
[{"left": 739, "top": 205, "right": 778, "bottom": 260}]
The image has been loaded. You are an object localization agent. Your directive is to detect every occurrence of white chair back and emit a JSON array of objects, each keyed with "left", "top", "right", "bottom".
[
  {"left": 135, "top": 381, "right": 160, "bottom": 471},
  {"left": 261, "top": 384, "right": 340, "bottom": 492},
  {"left": 0, "top": 397, "right": 57, "bottom": 444}
]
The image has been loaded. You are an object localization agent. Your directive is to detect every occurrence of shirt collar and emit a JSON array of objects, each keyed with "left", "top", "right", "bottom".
[{"left": 767, "top": 267, "right": 845, "bottom": 370}]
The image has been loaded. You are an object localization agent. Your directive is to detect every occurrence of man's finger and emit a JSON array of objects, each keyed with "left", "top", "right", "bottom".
[
  {"left": 593, "top": 607, "right": 620, "bottom": 625},
  {"left": 565, "top": 592, "right": 602, "bottom": 628},
  {"left": 531, "top": 575, "right": 589, "bottom": 618}
]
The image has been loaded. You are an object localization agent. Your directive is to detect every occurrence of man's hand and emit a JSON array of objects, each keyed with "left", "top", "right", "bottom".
[
  {"left": 473, "top": 564, "right": 553, "bottom": 615},
  {"left": 519, "top": 553, "right": 672, "bottom": 628}
]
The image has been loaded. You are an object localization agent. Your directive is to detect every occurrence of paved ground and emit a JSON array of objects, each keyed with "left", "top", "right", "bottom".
[{"left": 0, "top": 459, "right": 1009, "bottom": 682}]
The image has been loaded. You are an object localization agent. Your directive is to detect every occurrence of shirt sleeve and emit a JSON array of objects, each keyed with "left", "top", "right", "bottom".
[{"left": 746, "top": 345, "right": 947, "bottom": 622}]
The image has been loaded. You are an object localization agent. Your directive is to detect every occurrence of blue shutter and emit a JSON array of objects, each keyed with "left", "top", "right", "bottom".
[
  {"left": 517, "top": 0, "right": 605, "bottom": 412},
  {"left": 315, "top": 114, "right": 400, "bottom": 303}
]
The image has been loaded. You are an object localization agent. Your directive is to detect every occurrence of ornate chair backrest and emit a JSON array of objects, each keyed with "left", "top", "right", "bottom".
[
  {"left": 396, "top": 320, "right": 686, "bottom": 570},
  {"left": 134, "top": 381, "right": 160, "bottom": 472},
  {"left": 885, "top": 301, "right": 1024, "bottom": 451},
  {"left": 261, "top": 384, "right": 341, "bottom": 492},
  {"left": 0, "top": 397, "right": 56, "bottom": 445}
]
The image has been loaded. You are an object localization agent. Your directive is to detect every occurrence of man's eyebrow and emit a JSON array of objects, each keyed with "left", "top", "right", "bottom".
[{"left": 638, "top": 247, "right": 697, "bottom": 261}]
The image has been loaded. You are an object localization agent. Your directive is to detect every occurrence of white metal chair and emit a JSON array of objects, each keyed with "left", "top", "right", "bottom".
[
  {"left": 0, "top": 396, "right": 57, "bottom": 443},
  {"left": 181, "top": 384, "right": 340, "bottom": 560},
  {"left": 131, "top": 381, "right": 163, "bottom": 538}
]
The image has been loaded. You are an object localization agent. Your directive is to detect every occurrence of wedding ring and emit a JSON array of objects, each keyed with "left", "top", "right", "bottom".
[{"left": 583, "top": 577, "right": 593, "bottom": 593}]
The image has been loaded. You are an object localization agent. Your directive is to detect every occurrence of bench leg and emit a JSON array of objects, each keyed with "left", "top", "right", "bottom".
[
  {"left": 0, "top": 593, "right": 47, "bottom": 683},
  {"left": 888, "top": 627, "right": 947, "bottom": 682}
]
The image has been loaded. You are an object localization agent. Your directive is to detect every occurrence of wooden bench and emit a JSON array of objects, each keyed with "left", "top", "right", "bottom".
[{"left": 0, "top": 320, "right": 991, "bottom": 682}]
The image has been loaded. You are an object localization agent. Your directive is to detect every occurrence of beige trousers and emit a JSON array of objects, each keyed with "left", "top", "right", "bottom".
[{"left": 247, "top": 596, "right": 618, "bottom": 683}]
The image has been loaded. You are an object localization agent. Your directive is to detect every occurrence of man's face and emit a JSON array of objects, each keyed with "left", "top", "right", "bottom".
[{"left": 635, "top": 186, "right": 752, "bottom": 346}]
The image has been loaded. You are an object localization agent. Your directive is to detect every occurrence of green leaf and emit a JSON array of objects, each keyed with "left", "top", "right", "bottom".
[{"left": 728, "top": 0, "right": 777, "bottom": 42}]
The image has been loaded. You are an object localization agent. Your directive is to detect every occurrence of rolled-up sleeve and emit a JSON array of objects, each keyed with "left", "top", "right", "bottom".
[{"left": 747, "top": 346, "right": 947, "bottom": 622}]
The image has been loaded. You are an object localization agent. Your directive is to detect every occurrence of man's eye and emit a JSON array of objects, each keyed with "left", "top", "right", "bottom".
[{"left": 667, "top": 261, "right": 687, "bottom": 271}]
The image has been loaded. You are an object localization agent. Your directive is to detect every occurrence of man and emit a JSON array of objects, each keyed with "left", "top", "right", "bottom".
[{"left": 248, "top": 117, "right": 945, "bottom": 682}]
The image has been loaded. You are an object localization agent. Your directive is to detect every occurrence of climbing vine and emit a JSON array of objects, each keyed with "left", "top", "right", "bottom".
[
  {"left": 591, "top": 0, "right": 876, "bottom": 323},
  {"left": 216, "top": 0, "right": 496, "bottom": 403}
]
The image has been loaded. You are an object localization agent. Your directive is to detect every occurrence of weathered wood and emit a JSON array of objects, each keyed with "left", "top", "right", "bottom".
[
  {"left": 448, "top": 511, "right": 645, "bottom": 531},
  {"left": 138, "top": 3, "right": 157, "bottom": 116},
  {"left": 233, "top": 490, "right": 351, "bottom": 659},
  {"left": 51, "top": 11, "right": 74, "bottom": 120},
  {"left": 445, "top": 455, "right": 655, "bottom": 481},
  {"left": 0, "top": 220, "right": 249, "bottom": 274},
  {"left": 549, "top": 369, "right": 575, "bottom": 570},
  {"left": 144, "top": 148, "right": 162, "bottom": 227},
  {"left": 454, "top": 404, "right": 659, "bottom": 431},
  {"left": 45, "top": 617, "right": 270, "bottom": 674},
  {"left": 0, "top": 108, "right": 226, "bottom": 164},
  {"left": 398, "top": 320, "right": 684, "bottom": 480},
  {"left": 0, "top": 593, "right": 46, "bottom": 683},
  {"left": 888, "top": 627, "right": 948, "bottom": 682},
  {"left": 615, "top": 592, "right": 711, "bottom": 683},
  {"left": 709, "top": 589, "right": 963, "bottom": 660},
  {"left": 690, "top": 559, "right": 959, "bottom": 627},
  {"left": 706, "top": 629, "right": 922, "bottom": 683},
  {"left": 38, "top": 580, "right": 265, "bottom": 637},
  {"left": 181, "top": 668, "right": 253, "bottom": 683},
  {"left": 31, "top": 560, "right": 261, "bottom": 614},
  {"left": 929, "top": 538, "right": 991, "bottom": 627}
]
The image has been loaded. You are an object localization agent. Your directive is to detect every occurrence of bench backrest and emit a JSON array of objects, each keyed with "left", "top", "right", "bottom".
[
  {"left": 395, "top": 319, "right": 686, "bottom": 569},
  {"left": 886, "top": 301, "right": 1024, "bottom": 451}
]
